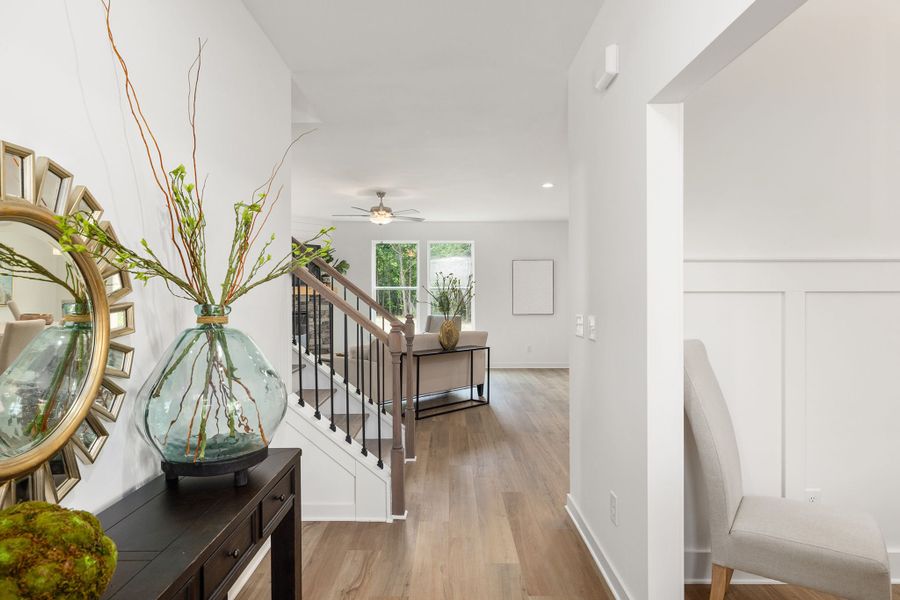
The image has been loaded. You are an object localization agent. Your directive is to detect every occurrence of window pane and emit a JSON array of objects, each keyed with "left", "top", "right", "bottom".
[
  {"left": 375, "top": 242, "right": 418, "bottom": 287},
  {"left": 375, "top": 289, "right": 417, "bottom": 321},
  {"left": 428, "top": 242, "right": 472, "bottom": 286},
  {"left": 427, "top": 242, "right": 474, "bottom": 328},
  {"left": 3, "top": 153, "right": 24, "bottom": 198}
]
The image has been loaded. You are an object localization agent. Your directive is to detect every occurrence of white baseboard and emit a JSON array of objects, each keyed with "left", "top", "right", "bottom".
[
  {"left": 566, "top": 494, "right": 631, "bottom": 600},
  {"left": 302, "top": 502, "right": 390, "bottom": 522},
  {"left": 686, "top": 549, "right": 900, "bottom": 584},
  {"left": 493, "top": 362, "right": 569, "bottom": 369},
  {"left": 684, "top": 550, "right": 777, "bottom": 584}
]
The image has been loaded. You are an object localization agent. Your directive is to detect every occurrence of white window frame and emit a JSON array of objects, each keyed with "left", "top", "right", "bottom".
[
  {"left": 426, "top": 240, "right": 476, "bottom": 330},
  {"left": 371, "top": 240, "right": 420, "bottom": 325}
]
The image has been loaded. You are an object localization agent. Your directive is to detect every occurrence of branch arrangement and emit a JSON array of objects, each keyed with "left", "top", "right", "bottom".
[
  {"left": 424, "top": 273, "right": 474, "bottom": 321},
  {"left": 58, "top": 1, "right": 330, "bottom": 307},
  {"left": 51, "top": 2, "right": 334, "bottom": 463},
  {"left": 0, "top": 242, "right": 86, "bottom": 305}
]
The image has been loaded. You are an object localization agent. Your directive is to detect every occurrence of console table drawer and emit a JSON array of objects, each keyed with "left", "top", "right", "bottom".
[
  {"left": 202, "top": 514, "right": 255, "bottom": 599},
  {"left": 262, "top": 470, "right": 292, "bottom": 531}
]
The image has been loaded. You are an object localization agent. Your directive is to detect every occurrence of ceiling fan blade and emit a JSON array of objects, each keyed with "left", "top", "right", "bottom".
[
  {"left": 331, "top": 214, "right": 372, "bottom": 218},
  {"left": 392, "top": 215, "right": 425, "bottom": 222},
  {"left": 392, "top": 209, "right": 420, "bottom": 214},
  {"left": 350, "top": 206, "right": 371, "bottom": 212}
]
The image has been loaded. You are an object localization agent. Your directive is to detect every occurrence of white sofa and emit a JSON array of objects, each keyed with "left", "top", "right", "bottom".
[{"left": 337, "top": 330, "right": 488, "bottom": 403}]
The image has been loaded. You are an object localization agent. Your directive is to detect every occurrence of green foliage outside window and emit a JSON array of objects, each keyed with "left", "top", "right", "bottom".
[{"left": 374, "top": 242, "right": 418, "bottom": 319}]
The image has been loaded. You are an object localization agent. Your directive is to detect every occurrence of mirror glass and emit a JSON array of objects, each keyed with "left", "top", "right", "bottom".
[
  {"left": 0, "top": 220, "right": 93, "bottom": 459},
  {"left": 2, "top": 154, "right": 24, "bottom": 198},
  {"left": 38, "top": 170, "right": 66, "bottom": 213}
]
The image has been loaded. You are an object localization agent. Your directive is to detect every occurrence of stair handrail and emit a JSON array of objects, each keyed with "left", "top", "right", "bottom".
[
  {"left": 294, "top": 240, "right": 402, "bottom": 328},
  {"left": 291, "top": 263, "right": 407, "bottom": 516},
  {"left": 293, "top": 265, "right": 389, "bottom": 345}
]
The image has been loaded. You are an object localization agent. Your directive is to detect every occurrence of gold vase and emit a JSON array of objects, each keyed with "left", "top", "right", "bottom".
[{"left": 438, "top": 319, "right": 460, "bottom": 351}]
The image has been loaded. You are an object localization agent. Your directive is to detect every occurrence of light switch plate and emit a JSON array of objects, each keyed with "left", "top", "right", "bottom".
[
  {"left": 588, "top": 315, "right": 598, "bottom": 341},
  {"left": 575, "top": 314, "right": 584, "bottom": 338}
]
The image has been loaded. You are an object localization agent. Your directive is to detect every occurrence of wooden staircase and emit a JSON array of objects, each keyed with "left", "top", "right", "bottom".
[{"left": 287, "top": 251, "right": 416, "bottom": 517}]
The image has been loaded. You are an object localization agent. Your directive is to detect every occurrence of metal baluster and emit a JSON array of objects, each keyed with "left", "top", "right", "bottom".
[
  {"left": 344, "top": 286, "right": 351, "bottom": 444},
  {"left": 383, "top": 339, "right": 387, "bottom": 414},
  {"left": 304, "top": 278, "right": 310, "bottom": 357},
  {"left": 355, "top": 297, "right": 362, "bottom": 395},
  {"left": 358, "top": 298, "right": 367, "bottom": 456},
  {"left": 295, "top": 276, "right": 304, "bottom": 406},
  {"left": 317, "top": 288, "right": 323, "bottom": 366},
  {"left": 329, "top": 283, "right": 336, "bottom": 431},
  {"left": 376, "top": 340, "right": 383, "bottom": 468},
  {"left": 313, "top": 290, "right": 321, "bottom": 420}
]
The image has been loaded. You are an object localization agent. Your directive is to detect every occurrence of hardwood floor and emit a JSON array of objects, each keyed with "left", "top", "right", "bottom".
[
  {"left": 237, "top": 369, "right": 614, "bottom": 600},
  {"left": 239, "top": 369, "right": 897, "bottom": 600}
]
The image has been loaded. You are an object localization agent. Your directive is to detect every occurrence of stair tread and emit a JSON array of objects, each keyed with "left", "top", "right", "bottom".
[
  {"left": 299, "top": 388, "right": 335, "bottom": 404},
  {"left": 361, "top": 438, "right": 393, "bottom": 460}
]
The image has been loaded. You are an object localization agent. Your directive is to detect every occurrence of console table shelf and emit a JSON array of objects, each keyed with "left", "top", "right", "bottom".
[{"left": 98, "top": 448, "right": 301, "bottom": 600}]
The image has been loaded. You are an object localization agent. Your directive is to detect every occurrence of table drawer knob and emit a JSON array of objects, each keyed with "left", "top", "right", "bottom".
[
  {"left": 277, "top": 493, "right": 286, "bottom": 502},
  {"left": 230, "top": 548, "right": 241, "bottom": 559}
]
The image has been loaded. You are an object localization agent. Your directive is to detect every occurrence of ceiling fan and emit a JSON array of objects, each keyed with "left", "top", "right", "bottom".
[{"left": 332, "top": 191, "right": 424, "bottom": 225}]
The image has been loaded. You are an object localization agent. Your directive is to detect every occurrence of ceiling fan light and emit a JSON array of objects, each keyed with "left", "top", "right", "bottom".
[{"left": 369, "top": 210, "right": 393, "bottom": 225}]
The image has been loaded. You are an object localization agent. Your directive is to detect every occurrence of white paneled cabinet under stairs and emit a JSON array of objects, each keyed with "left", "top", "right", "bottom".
[{"left": 270, "top": 250, "right": 416, "bottom": 522}]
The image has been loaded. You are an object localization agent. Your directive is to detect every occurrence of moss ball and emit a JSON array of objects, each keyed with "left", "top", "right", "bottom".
[{"left": 0, "top": 501, "right": 117, "bottom": 600}]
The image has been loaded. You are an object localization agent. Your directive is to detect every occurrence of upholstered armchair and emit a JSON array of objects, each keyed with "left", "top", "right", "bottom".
[
  {"left": 7, "top": 300, "right": 21, "bottom": 320},
  {"left": 0, "top": 319, "right": 45, "bottom": 373},
  {"left": 684, "top": 339, "right": 890, "bottom": 600}
]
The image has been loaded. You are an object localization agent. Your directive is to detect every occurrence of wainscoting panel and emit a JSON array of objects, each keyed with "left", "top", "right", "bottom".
[
  {"left": 805, "top": 292, "right": 900, "bottom": 546},
  {"left": 684, "top": 260, "right": 900, "bottom": 582}
]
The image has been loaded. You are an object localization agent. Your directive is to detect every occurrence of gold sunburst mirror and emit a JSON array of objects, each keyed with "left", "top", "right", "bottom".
[{"left": 0, "top": 140, "right": 135, "bottom": 506}]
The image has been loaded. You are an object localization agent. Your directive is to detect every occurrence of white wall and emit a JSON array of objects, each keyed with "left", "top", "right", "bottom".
[
  {"left": 684, "top": 0, "right": 900, "bottom": 582},
  {"left": 0, "top": 1, "right": 292, "bottom": 512},
  {"left": 567, "top": 0, "right": 803, "bottom": 597},
  {"left": 685, "top": 0, "right": 900, "bottom": 260},
  {"left": 325, "top": 220, "right": 569, "bottom": 368}
]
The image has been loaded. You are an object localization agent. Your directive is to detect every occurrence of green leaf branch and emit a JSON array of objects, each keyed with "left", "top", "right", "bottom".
[
  {"left": 0, "top": 242, "right": 87, "bottom": 304},
  {"left": 59, "top": 2, "right": 332, "bottom": 310}
]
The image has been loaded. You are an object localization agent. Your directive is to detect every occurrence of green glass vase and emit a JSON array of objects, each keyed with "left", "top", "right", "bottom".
[
  {"left": 135, "top": 305, "right": 286, "bottom": 485},
  {"left": 0, "top": 302, "right": 94, "bottom": 459}
]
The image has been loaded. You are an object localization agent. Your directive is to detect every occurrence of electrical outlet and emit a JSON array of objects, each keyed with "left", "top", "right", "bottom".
[
  {"left": 526, "top": 345, "right": 533, "bottom": 353},
  {"left": 609, "top": 491, "right": 618, "bottom": 526},
  {"left": 805, "top": 488, "right": 821, "bottom": 504}
]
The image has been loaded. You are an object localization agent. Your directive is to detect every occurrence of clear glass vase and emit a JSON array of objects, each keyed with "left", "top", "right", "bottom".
[
  {"left": 0, "top": 302, "right": 94, "bottom": 458},
  {"left": 135, "top": 305, "right": 286, "bottom": 479}
]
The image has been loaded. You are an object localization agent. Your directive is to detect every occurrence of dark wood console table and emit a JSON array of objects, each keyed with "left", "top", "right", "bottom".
[{"left": 98, "top": 447, "right": 301, "bottom": 600}]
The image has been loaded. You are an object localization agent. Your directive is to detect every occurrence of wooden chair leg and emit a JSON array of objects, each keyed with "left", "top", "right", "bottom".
[{"left": 709, "top": 564, "right": 734, "bottom": 600}]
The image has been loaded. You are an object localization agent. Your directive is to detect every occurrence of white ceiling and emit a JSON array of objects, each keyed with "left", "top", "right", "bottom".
[{"left": 242, "top": 0, "right": 602, "bottom": 222}]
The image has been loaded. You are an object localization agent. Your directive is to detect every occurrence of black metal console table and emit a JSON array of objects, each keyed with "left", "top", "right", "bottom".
[
  {"left": 402, "top": 344, "right": 491, "bottom": 419},
  {"left": 98, "top": 447, "right": 301, "bottom": 600}
]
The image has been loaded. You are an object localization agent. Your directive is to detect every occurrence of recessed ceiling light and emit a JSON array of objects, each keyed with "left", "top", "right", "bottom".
[{"left": 542, "top": 182, "right": 554, "bottom": 189}]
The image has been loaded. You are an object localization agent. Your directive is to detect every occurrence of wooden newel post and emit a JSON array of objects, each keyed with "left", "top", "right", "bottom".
[
  {"left": 389, "top": 323, "right": 406, "bottom": 517},
  {"left": 404, "top": 314, "right": 416, "bottom": 459}
]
